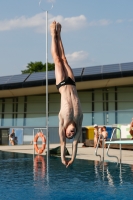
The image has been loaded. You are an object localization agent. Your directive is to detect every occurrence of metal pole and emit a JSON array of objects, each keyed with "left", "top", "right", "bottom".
[
  {"left": 46, "top": 10, "right": 49, "bottom": 158},
  {"left": 120, "top": 128, "right": 122, "bottom": 163},
  {"left": 102, "top": 135, "right": 104, "bottom": 163}
]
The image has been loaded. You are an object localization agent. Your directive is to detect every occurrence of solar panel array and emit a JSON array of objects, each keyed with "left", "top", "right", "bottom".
[
  {"left": 102, "top": 64, "right": 120, "bottom": 73},
  {"left": 26, "top": 72, "right": 46, "bottom": 82},
  {"left": 0, "top": 62, "right": 133, "bottom": 87},
  {"left": 5, "top": 74, "right": 30, "bottom": 84},
  {"left": 121, "top": 62, "right": 133, "bottom": 71},
  {"left": 0, "top": 75, "right": 12, "bottom": 85},
  {"left": 83, "top": 65, "right": 101, "bottom": 76},
  {"left": 48, "top": 70, "right": 55, "bottom": 80},
  {"left": 72, "top": 67, "right": 83, "bottom": 77}
]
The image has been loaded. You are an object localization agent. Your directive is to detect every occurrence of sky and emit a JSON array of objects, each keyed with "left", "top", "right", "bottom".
[{"left": 0, "top": 0, "right": 133, "bottom": 76}]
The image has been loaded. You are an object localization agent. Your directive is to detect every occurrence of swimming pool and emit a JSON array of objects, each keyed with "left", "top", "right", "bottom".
[{"left": 0, "top": 151, "right": 133, "bottom": 200}]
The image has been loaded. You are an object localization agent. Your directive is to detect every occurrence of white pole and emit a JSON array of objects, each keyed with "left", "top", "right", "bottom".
[{"left": 46, "top": 10, "right": 49, "bottom": 158}]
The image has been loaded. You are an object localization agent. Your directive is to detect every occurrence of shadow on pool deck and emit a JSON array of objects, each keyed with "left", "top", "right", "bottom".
[{"left": 0, "top": 143, "right": 133, "bottom": 165}]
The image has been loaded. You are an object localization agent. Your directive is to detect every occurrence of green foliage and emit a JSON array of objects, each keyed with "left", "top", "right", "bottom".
[{"left": 21, "top": 61, "right": 55, "bottom": 74}]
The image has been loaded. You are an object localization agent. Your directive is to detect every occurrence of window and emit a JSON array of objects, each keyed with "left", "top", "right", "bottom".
[
  {"left": 26, "top": 96, "right": 46, "bottom": 127},
  {"left": 3, "top": 99, "right": 13, "bottom": 126}
]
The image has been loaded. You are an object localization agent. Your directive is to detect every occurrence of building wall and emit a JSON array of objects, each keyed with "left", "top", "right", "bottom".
[
  {"left": 0, "top": 85, "right": 133, "bottom": 144},
  {"left": 0, "top": 86, "right": 133, "bottom": 128}
]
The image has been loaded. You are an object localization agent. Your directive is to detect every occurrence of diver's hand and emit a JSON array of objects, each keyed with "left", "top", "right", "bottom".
[
  {"left": 66, "top": 159, "right": 73, "bottom": 168},
  {"left": 61, "top": 159, "right": 68, "bottom": 166}
]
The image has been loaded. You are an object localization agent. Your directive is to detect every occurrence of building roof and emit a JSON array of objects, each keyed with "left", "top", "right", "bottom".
[{"left": 0, "top": 62, "right": 133, "bottom": 91}]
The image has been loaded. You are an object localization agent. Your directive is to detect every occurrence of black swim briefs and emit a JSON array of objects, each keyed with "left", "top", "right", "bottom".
[{"left": 56, "top": 77, "right": 76, "bottom": 90}]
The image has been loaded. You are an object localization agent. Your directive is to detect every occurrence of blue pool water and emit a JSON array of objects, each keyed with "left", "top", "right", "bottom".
[{"left": 0, "top": 151, "right": 133, "bottom": 200}]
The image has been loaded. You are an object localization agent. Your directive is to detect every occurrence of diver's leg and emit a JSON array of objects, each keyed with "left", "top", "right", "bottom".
[
  {"left": 50, "top": 21, "right": 65, "bottom": 84},
  {"left": 56, "top": 22, "right": 75, "bottom": 81}
]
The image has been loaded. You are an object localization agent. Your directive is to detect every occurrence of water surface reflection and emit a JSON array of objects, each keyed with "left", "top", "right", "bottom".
[{"left": 0, "top": 151, "right": 133, "bottom": 199}]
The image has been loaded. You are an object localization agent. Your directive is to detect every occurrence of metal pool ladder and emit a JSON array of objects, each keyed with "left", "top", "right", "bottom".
[
  {"left": 95, "top": 134, "right": 105, "bottom": 162},
  {"left": 106, "top": 127, "right": 121, "bottom": 163},
  {"left": 95, "top": 127, "right": 121, "bottom": 163}
]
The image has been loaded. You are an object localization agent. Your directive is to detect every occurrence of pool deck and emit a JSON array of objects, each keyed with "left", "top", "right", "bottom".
[{"left": 0, "top": 143, "right": 133, "bottom": 165}]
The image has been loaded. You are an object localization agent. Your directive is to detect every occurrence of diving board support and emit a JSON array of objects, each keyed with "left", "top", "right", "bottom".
[{"left": 106, "top": 139, "right": 133, "bottom": 163}]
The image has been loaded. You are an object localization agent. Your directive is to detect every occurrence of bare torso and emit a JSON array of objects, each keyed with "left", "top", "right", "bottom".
[
  {"left": 59, "top": 85, "right": 83, "bottom": 129},
  {"left": 94, "top": 129, "right": 99, "bottom": 138},
  {"left": 102, "top": 131, "right": 108, "bottom": 139},
  {"left": 129, "top": 121, "right": 133, "bottom": 136}
]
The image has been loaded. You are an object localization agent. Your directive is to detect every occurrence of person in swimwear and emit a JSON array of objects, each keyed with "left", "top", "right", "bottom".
[
  {"left": 50, "top": 21, "right": 83, "bottom": 167},
  {"left": 99, "top": 126, "right": 108, "bottom": 148},
  {"left": 129, "top": 118, "right": 133, "bottom": 139},
  {"left": 9, "top": 129, "right": 15, "bottom": 145},
  {"left": 94, "top": 124, "right": 99, "bottom": 148}
]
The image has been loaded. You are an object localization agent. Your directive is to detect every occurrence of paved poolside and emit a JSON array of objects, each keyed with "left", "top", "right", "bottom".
[{"left": 0, "top": 143, "right": 133, "bottom": 165}]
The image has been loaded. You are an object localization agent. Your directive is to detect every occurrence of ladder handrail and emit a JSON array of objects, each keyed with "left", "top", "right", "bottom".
[
  {"left": 95, "top": 134, "right": 104, "bottom": 162},
  {"left": 106, "top": 127, "right": 121, "bottom": 163}
]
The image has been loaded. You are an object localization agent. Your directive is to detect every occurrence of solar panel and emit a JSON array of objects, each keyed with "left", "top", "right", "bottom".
[
  {"left": 0, "top": 75, "right": 12, "bottom": 85},
  {"left": 48, "top": 68, "right": 83, "bottom": 79},
  {"left": 6, "top": 74, "right": 30, "bottom": 84},
  {"left": 26, "top": 72, "right": 46, "bottom": 82},
  {"left": 25, "top": 68, "right": 83, "bottom": 82},
  {"left": 121, "top": 62, "right": 133, "bottom": 71},
  {"left": 102, "top": 64, "right": 120, "bottom": 73},
  {"left": 0, "top": 62, "right": 133, "bottom": 88},
  {"left": 48, "top": 70, "right": 55, "bottom": 80},
  {"left": 83, "top": 65, "right": 102, "bottom": 76},
  {"left": 72, "top": 68, "right": 83, "bottom": 77}
]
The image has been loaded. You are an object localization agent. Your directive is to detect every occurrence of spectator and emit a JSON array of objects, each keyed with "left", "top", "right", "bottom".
[
  {"left": 99, "top": 126, "right": 108, "bottom": 148},
  {"left": 9, "top": 129, "right": 15, "bottom": 145},
  {"left": 129, "top": 118, "right": 133, "bottom": 140},
  {"left": 94, "top": 124, "right": 99, "bottom": 148}
]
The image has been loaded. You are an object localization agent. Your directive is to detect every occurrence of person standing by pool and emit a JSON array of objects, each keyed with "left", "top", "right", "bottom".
[
  {"left": 50, "top": 21, "right": 83, "bottom": 167},
  {"left": 94, "top": 124, "right": 99, "bottom": 148},
  {"left": 129, "top": 118, "right": 133, "bottom": 139},
  {"left": 9, "top": 129, "right": 15, "bottom": 145},
  {"left": 99, "top": 126, "right": 108, "bottom": 148}
]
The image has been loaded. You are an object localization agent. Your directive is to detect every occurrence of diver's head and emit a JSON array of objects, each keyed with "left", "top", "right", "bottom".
[{"left": 65, "top": 123, "right": 76, "bottom": 139}]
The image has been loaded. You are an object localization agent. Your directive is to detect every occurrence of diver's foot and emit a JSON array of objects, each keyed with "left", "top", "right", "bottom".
[
  {"left": 56, "top": 22, "right": 61, "bottom": 36},
  {"left": 50, "top": 21, "right": 56, "bottom": 36}
]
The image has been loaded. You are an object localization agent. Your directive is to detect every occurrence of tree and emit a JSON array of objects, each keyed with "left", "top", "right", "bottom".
[{"left": 21, "top": 61, "right": 55, "bottom": 74}]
